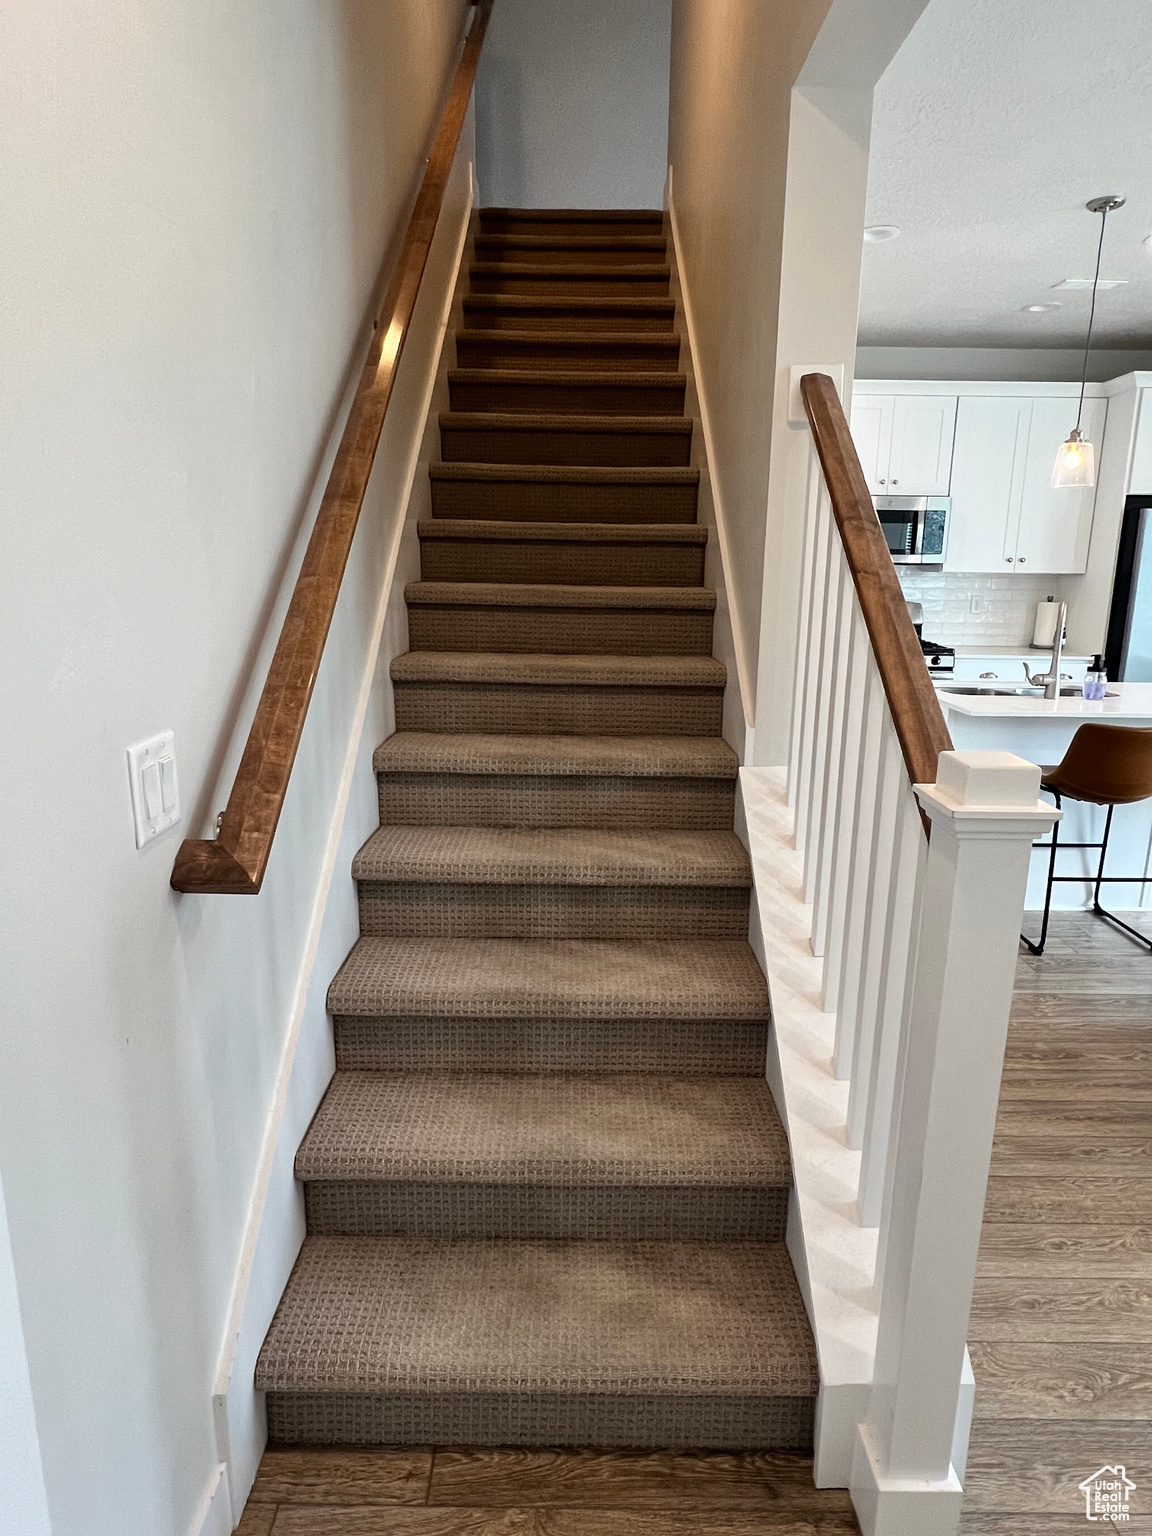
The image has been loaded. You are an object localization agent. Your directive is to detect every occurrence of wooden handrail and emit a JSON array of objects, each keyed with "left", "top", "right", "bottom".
[
  {"left": 800, "top": 372, "right": 953, "bottom": 792},
  {"left": 172, "top": 1, "right": 494, "bottom": 894}
]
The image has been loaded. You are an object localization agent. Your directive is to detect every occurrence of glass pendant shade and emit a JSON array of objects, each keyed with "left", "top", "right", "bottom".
[{"left": 1051, "top": 429, "right": 1095, "bottom": 489}]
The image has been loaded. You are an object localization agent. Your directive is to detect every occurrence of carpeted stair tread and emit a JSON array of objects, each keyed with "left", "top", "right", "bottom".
[
  {"left": 351, "top": 827, "right": 750, "bottom": 888},
  {"left": 454, "top": 331, "right": 681, "bottom": 369},
  {"left": 430, "top": 462, "right": 698, "bottom": 485},
  {"left": 405, "top": 581, "right": 715, "bottom": 611},
  {"left": 469, "top": 263, "right": 672, "bottom": 281},
  {"left": 416, "top": 520, "right": 707, "bottom": 547},
  {"left": 462, "top": 295, "right": 676, "bottom": 332},
  {"left": 480, "top": 207, "right": 665, "bottom": 226},
  {"left": 327, "top": 938, "right": 770, "bottom": 1021},
  {"left": 474, "top": 234, "right": 668, "bottom": 254},
  {"left": 373, "top": 732, "right": 738, "bottom": 778},
  {"left": 448, "top": 371, "right": 685, "bottom": 416},
  {"left": 439, "top": 411, "right": 691, "bottom": 436},
  {"left": 256, "top": 1236, "right": 817, "bottom": 1397},
  {"left": 447, "top": 369, "right": 686, "bottom": 389},
  {"left": 296, "top": 1073, "right": 789, "bottom": 1186},
  {"left": 390, "top": 651, "right": 722, "bottom": 685}
]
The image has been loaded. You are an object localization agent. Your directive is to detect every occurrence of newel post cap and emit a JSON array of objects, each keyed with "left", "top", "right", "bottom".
[{"left": 915, "top": 750, "right": 1058, "bottom": 827}]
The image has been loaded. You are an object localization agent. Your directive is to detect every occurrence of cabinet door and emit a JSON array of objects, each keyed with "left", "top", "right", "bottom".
[
  {"left": 888, "top": 396, "right": 958, "bottom": 494},
  {"left": 850, "top": 396, "right": 894, "bottom": 493},
  {"left": 944, "top": 397, "right": 1031, "bottom": 573},
  {"left": 1014, "top": 396, "right": 1107, "bottom": 574}
]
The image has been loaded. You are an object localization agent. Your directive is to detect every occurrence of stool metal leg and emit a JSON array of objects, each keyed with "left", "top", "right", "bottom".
[
  {"left": 1021, "top": 789, "right": 1061, "bottom": 957},
  {"left": 1090, "top": 803, "right": 1152, "bottom": 952}
]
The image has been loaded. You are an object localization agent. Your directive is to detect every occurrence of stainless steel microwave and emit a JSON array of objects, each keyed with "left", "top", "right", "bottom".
[{"left": 874, "top": 495, "right": 950, "bottom": 565}]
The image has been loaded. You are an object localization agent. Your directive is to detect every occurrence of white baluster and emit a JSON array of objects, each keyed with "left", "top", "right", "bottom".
[
  {"left": 833, "top": 664, "right": 887, "bottom": 1081},
  {"left": 788, "top": 445, "right": 823, "bottom": 810},
  {"left": 851, "top": 752, "right": 1058, "bottom": 1536},
  {"left": 793, "top": 482, "right": 833, "bottom": 853},
  {"left": 811, "top": 562, "right": 854, "bottom": 953},
  {"left": 802, "top": 530, "right": 843, "bottom": 898},
  {"left": 822, "top": 602, "right": 869, "bottom": 1010},
  {"left": 855, "top": 776, "right": 924, "bottom": 1223}
]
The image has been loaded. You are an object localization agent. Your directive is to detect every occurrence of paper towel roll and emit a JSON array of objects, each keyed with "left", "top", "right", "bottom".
[{"left": 1032, "top": 599, "right": 1062, "bottom": 648}]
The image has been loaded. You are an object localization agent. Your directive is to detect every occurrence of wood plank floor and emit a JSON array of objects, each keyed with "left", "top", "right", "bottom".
[
  {"left": 235, "top": 1447, "right": 861, "bottom": 1534},
  {"left": 237, "top": 913, "right": 1150, "bottom": 1536},
  {"left": 962, "top": 910, "right": 1152, "bottom": 1536}
]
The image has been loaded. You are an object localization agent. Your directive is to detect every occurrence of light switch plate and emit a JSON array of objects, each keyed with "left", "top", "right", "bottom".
[
  {"left": 127, "top": 731, "right": 181, "bottom": 848},
  {"left": 788, "top": 364, "right": 846, "bottom": 427}
]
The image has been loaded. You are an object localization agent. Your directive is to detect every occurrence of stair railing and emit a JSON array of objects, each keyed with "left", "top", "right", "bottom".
[
  {"left": 171, "top": 0, "right": 494, "bottom": 894},
  {"left": 793, "top": 373, "right": 1057, "bottom": 1527}
]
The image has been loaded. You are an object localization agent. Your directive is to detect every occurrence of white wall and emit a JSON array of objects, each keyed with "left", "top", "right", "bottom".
[
  {"left": 667, "top": 0, "right": 930, "bottom": 765},
  {"left": 0, "top": 1174, "right": 52, "bottom": 1536},
  {"left": 475, "top": 0, "right": 671, "bottom": 208},
  {"left": 0, "top": 4, "right": 468, "bottom": 1534}
]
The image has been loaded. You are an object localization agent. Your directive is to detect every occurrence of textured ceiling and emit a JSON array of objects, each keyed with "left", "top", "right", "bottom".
[{"left": 859, "top": 0, "right": 1152, "bottom": 348}]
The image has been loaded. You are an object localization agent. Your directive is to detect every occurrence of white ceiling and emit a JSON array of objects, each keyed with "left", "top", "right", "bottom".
[{"left": 859, "top": 0, "right": 1152, "bottom": 348}]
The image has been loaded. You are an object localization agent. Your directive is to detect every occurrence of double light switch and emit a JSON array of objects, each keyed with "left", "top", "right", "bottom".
[{"left": 127, "top": 731, "right": 181, "bottom": 848}]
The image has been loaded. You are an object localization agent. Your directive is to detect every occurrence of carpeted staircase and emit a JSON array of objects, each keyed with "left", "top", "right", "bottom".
[{"left": 256, "top": 207, "right": 819, "bottom": 1450}]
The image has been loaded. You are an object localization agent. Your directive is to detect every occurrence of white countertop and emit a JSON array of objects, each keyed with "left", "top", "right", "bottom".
[
  {"left": 948, "top": 646, "right": 1092, "bottom": 660},
  {"left": 936, "top": 682, "right": 1152, "bottom": 719}
]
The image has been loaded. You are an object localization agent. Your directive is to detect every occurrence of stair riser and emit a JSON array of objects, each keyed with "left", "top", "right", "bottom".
[
  {"left": 473, "top": 245, "right": 668, "bottom": 267},
  {"left": 430, "top": 477, "right": 698, "bottom": 523},
  {"left": 394, "top": 683, "right": 721, "bottom": 736},
  {"left": 455, "top": 340, "right": 680, "bottom": 371},
  {"left": 407, "top": 606, "right": 714, "bottom": 655},
  {"left": 440, "top": 424, "right": 691, "bottom": 466},
  {"left": 469, "top": 271, "right": 671, "bottom": 298},
  {"left": 332, "top": 1016, "right": 768, "bottom": 1075},
  {"left": 479, "top": 214, "right": 665, "bottom": 237},
  {"left": 463, "top": 301, "right": 675, "bottom": 333},
  {"left": 448, "top": 378, "right": 685, "bottom": 417},
  {"left": 418, "top": 539, "right": 704, "bottom": 585},
  {"left": 303, "top": 1182, "right": 787, "bottom": 1242},
  {"left": 376, "top": 773, "right": 737, "bottom": 830},
  {"left": 264, "top": 1392, "right": 816, "bottom": 1451},
  {"left": 356, "top": 882, "right": 751, "bottom": 939}
]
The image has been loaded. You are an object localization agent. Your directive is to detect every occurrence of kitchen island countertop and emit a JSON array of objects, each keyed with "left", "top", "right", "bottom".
[{"left": 936, "top": 682, "right": 1152, "bottom": 720}]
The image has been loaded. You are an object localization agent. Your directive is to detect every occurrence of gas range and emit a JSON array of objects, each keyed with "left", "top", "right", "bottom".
[{"left": 919, "top": 637, "right": 955, "bottom": 679}]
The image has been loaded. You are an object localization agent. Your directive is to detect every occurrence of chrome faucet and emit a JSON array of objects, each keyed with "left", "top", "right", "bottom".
[{"left": 1021, "top": 601, "right": 1068, "bottom": 699}]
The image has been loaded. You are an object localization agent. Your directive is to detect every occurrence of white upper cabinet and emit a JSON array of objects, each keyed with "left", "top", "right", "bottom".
[
  {"left": 944, "top": 393, "right": 1106, "bottom": 575},
  {"left": 850, "top": 394, "right": 957, "bottom": 495},
  {"left": 1014, "top": 396, "right": 1107, "bottom": 573},
  {"left": 850, "top": 396, "right": 894, "bottom": 493},
  {"left": 887, "top": 396, "right": 957, "bottom": 494},
  {"left": 945, "top": 397, "right": 1031, "bottom": 573}
]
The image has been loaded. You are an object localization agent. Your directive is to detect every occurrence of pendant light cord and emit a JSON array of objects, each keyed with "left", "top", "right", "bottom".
[{"left": 1077, "top": 207, "right": 1108, "bottom": 431}]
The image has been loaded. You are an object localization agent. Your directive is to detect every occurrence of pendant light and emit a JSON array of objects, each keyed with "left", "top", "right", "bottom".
[{"left": 1052, "top": 194, "right": 1125, "bottom": 488}]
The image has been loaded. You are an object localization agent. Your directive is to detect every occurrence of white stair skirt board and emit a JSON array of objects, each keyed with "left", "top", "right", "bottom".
[
  {"left": 736, "top": 768, "right": 974, "bottom": 1491},
  {"left": 187, "top": 1463, "right": 232, "bottom": 1536}
]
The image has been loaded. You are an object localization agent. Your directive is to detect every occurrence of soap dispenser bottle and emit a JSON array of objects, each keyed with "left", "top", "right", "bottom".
[{"left": 1082, "top": 654, "right": 1107, "bottom": 701}]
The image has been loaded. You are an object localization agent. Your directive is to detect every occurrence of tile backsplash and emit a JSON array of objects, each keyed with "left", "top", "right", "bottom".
[{"left": 897, "top": 570, "right": 1069, "bottom": 648}]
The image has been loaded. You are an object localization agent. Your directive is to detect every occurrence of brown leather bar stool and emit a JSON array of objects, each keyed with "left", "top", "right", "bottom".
[{"left": 1023, "top": 722, "right": 1152, "bottom": 955}]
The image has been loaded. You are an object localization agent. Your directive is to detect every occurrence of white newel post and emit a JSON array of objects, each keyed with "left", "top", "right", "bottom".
[{"left": 851, "top": 751, "right": 1059, "bottom": 1536}]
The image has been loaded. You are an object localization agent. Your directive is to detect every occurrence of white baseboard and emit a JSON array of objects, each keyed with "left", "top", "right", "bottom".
[
  {"left": 208, "top": 143, "right": 476, "bottom": 1529},
  {"left": 187, "top": 1463, "right": 232, "bottom": 1536}
]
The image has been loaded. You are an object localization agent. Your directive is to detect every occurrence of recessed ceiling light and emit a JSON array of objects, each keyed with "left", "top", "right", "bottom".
[
  {"left": 1023, "top": 302, "right": 1061, "bottom": 312},
  {"left": 1052, "top": 277, "right": 1128, "bottom": 290},
  {"left": 863, "top": 225, "right": 901, "bottom": 243}
]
